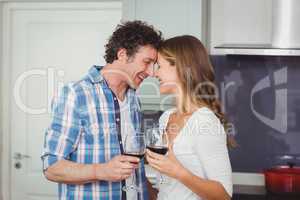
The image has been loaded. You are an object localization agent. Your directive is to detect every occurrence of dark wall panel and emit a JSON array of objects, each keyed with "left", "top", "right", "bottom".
[{"left": 211, "top": 55, "right": 300, "bottom": 172}]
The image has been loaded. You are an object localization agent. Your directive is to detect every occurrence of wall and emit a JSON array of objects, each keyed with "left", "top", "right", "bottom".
[{"left": 123, "top": 0, "right": 206, "bottom": 42}]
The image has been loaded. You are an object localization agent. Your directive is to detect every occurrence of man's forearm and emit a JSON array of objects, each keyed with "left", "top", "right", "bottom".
[{"left": 44, "top": 160, "right": 101, "bottom": 184}]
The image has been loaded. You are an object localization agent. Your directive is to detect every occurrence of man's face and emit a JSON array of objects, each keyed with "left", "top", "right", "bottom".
[{"left": 124, "top": 45, "right": 157, "bottom": 89}]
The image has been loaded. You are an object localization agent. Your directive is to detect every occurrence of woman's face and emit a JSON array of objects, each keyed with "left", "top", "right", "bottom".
[{"left": 155, "top": 53, "right": 180, "bottom": 94}]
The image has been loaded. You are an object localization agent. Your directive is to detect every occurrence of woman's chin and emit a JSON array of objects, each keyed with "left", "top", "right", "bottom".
[{"left": 159, "top": 86, "right": 175, "bottom": 95}]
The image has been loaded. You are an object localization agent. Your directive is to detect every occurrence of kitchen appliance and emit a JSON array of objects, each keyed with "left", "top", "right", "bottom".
[{"left": 215, "top": 0, "right": 300, "bottom": 56}]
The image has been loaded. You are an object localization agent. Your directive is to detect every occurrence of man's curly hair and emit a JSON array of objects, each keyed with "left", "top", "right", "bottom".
[{"left": 104, "top": 20, "right": 163, "bottom": 63}]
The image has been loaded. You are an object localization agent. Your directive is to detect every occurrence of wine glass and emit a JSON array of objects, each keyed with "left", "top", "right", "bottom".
[
  {"left": 146, "top": 126, "right": 169, "bottom": 185},
  {"left": 122, "top": 134, "right": 146, "bottom": 192}
]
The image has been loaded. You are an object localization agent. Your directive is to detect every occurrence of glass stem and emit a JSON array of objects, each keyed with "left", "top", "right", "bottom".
[
  {"left": 160, "top": 173, "right": 164, "bottom": 184},
  {"left": 131, "top": 168, "right": 136, "bottom": 187}
]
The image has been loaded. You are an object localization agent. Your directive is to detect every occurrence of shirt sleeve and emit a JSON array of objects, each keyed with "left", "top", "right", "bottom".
[
  {"left": 191, "top": 109, "right": 233, "bottom": 197},
  {"left": 41, "top": 84, "right": 82, "bottom": 171}
]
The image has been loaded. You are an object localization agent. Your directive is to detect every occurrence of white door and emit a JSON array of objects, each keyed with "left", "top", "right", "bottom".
[{"left": 6, "top": 2, "right": 122, "bottom": 200}]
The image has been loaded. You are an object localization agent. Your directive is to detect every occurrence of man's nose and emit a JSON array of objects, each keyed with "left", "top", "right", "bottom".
[
  {"left": 145, "top": 63, "right": 155, "bottom": 77},
  {"left": 153, "top": 68, "right": 159, "bottom": 78}
]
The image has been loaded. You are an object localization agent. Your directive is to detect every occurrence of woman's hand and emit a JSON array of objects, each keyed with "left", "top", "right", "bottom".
[
  {"left": 146, "top": 144, "right": 231, "bottom": 200},
  {"left": 146, "top": 143, "right": 186, "bottom": 180}
]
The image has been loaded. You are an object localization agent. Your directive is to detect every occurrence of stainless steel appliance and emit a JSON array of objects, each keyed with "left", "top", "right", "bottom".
[{"left": 215, "top": 0, "right": 300, "bottom": 56}]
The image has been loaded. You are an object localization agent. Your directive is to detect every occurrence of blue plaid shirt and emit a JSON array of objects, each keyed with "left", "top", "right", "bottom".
[{"left": 42, "top": 66, "right": 149, "bottom": 200}]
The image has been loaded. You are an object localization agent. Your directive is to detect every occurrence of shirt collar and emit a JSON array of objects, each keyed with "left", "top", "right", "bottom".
[
  {"left": 87, "top": 65, "right": 104, "bottom": 84},
  {"left": 86, "top": 65, "right": 137, "bottom": 95}
]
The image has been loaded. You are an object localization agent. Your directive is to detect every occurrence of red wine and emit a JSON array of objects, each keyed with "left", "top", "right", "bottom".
[
  {"left": 123, "top": 152, "right": 145, "bottom": 159},
  {"left": 147, "top": 146, "right": 168, "bottom": 155}
]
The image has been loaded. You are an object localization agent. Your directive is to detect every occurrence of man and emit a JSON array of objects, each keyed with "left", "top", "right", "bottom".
[{"left": 41, "top": 20, "right": 162, "bottom": 200}]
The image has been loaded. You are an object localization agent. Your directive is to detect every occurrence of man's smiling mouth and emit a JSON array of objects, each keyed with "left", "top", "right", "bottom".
[{"left": 137, "top": 73, "right": 148, "bottom": 81}]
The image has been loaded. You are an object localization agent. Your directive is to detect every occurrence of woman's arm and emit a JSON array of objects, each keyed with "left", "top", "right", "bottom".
[{"left": 177, "top": 167, "right": 231, "bottom": 200}]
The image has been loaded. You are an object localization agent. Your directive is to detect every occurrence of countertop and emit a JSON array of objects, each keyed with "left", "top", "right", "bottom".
[{"left": 145, "top": 165, "right": 300, "bottom": 199}]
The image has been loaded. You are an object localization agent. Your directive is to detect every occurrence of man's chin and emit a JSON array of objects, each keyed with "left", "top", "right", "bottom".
[
  {"left": 130, "top": 78, "right": 144, "bottom": 89},
  {"left": 128, "top": 81, "right": 140, "bottom": 89}
]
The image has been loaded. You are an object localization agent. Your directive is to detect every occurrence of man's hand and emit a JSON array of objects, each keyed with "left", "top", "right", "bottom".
[{"left": 95, "top": 155, "right": 140, "bottom": 182}]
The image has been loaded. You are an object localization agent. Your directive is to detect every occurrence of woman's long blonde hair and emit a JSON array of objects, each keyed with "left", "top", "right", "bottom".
[{"left": 159, "top": 35, "right": 235, "bottom": 146}]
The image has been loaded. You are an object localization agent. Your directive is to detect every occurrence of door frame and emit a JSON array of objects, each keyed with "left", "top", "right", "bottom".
[
  {"left": 2, "top": 3, "right": 13, "bottom": 200},
  {"left": 0, "top": 1, "right": 122, "bottom": 199}
]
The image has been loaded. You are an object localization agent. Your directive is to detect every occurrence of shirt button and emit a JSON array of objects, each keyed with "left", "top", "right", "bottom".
[
  {"left": 114, "top": 97, "right": 117, "bottom": 101},
  {"left": 116, "top": 118, "right": 120, "bottom": 122}
]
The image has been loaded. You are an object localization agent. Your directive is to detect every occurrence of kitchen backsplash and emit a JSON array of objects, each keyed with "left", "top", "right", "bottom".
[{"left": 211, "top": 55, "right": 300, "bottom": 172}]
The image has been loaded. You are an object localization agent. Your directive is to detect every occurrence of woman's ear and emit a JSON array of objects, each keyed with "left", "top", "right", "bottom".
[{"left": 116, "top": 48, "right": 128, "bottom": 63}]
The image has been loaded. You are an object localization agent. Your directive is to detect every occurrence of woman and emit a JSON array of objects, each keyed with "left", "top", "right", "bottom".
[{"left": 146, "top": 35, "right": 232, "bottom": 200}]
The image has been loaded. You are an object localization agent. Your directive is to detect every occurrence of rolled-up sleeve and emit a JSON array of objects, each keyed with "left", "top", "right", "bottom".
[{"left": 41, "top": 84, "right": 82, "bottom": 171}]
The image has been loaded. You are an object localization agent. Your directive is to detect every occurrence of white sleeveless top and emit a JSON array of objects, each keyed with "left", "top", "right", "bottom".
[{"left": 157, "top": 107, "right": 232, "bottom": 200}]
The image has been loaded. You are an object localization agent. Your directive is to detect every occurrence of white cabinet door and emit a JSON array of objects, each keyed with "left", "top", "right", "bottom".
[
  {"left": 4, "top": 2, "right": 122, "bottom": 200},
  {"left": 123, "top": 0, "right": 208, "bottom": 110}
]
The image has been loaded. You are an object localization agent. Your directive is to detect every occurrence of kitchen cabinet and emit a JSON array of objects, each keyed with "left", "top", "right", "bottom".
[
  {"left": 122, "top": 0, "right": 208, "bottom": 110},
  {"left": 209, "top": 0, "right": 273, "bottom": 54}
]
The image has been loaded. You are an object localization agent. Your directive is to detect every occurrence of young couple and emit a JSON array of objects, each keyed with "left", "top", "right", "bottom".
[{"left": 42, "top": 20, "right": 232, "bottom": 200}]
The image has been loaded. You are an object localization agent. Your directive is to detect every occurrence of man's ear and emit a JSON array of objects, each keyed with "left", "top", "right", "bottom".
[{"left": 116, "top": 48, "right": 128, "bottom": 63}]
